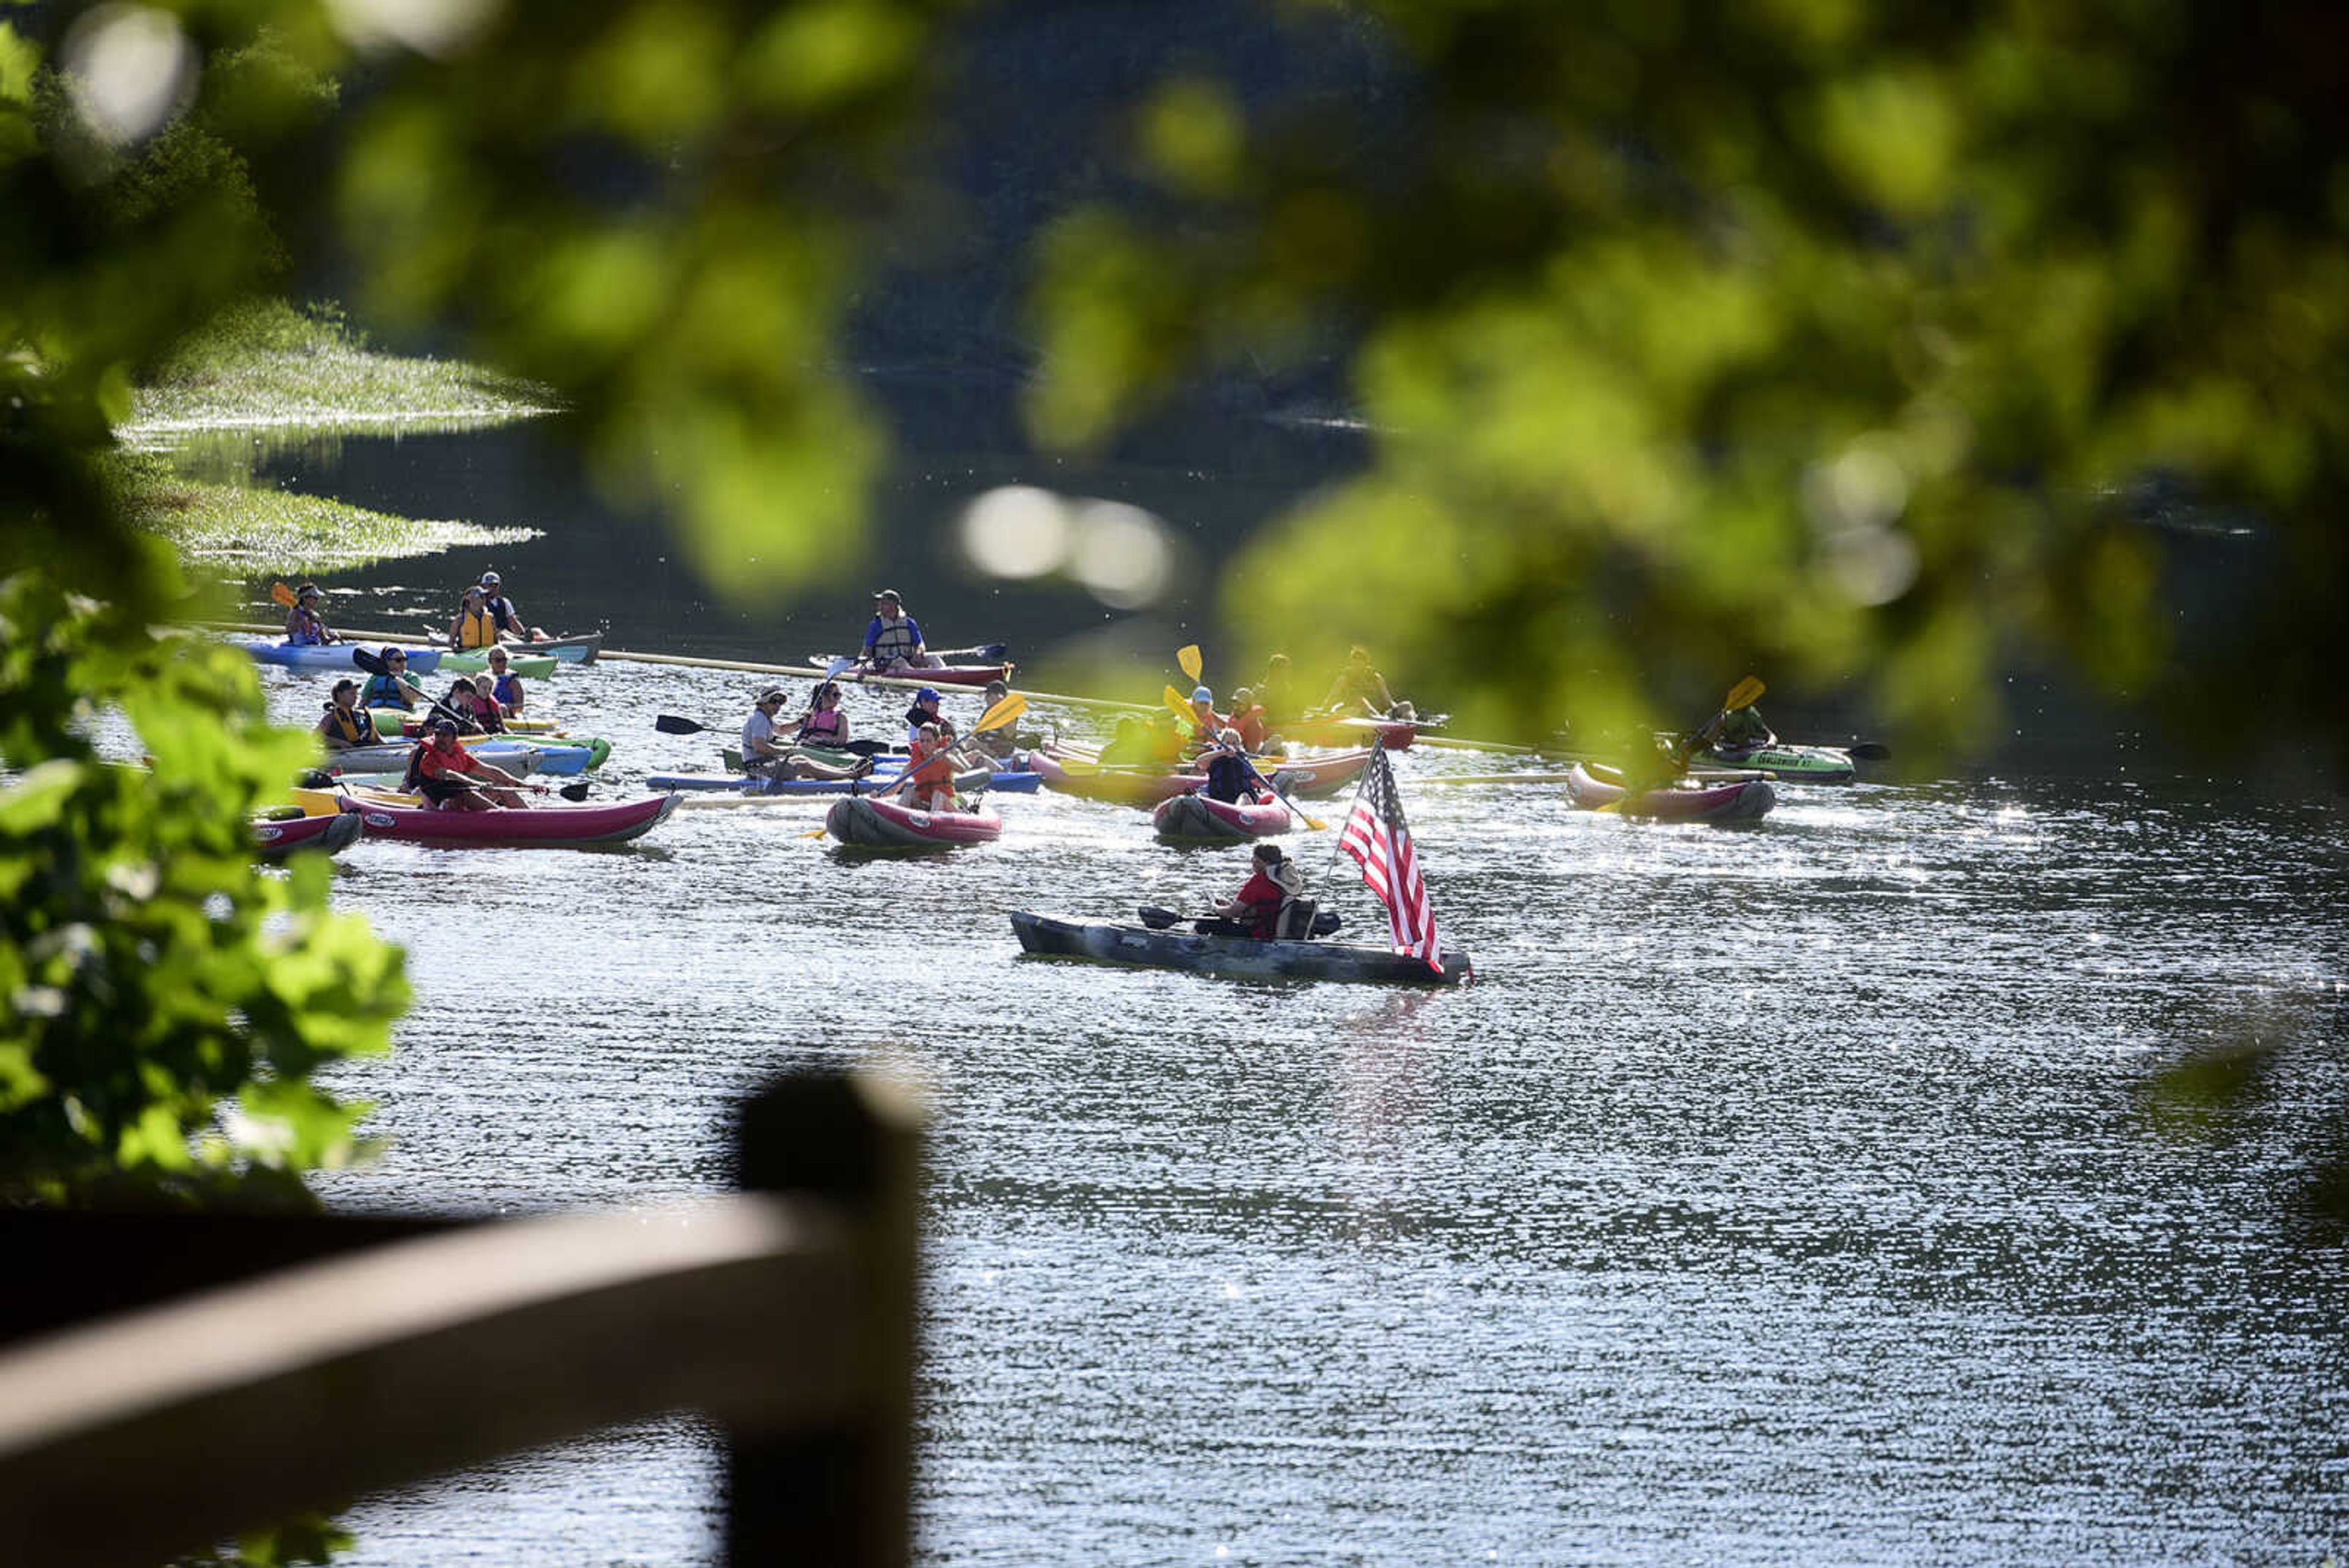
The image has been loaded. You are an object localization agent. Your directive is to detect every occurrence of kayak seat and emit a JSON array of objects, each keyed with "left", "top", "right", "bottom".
[{"left": 1276, "top": 898, "right": 1319, "bottom": 940}]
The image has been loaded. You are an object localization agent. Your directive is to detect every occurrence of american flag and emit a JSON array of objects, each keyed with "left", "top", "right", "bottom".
[{"left": 1338, "top": 742, "right": 1443, "bottom": 973}]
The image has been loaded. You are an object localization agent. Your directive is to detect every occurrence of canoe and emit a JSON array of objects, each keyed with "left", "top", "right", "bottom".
[
  {"left": 337, "top": 793, "right": 680, "bottom": 847},
  {"left": 812, "top": 658, "right": 1015, "bottom": 688},
  {"left": 321, "top": 740, "right": 549, "bottom": 778},
  {"left": 1564, "top": 763, "right": 1776, "bottom": 822},
  {"left": 437, "top": 650, "right": 559, "bottom": 678},
  {"left": 1271, "top": 714, "right": 1417, "bottom": 750},
  {"left": 245, "top": 641, "right": 443, "bottom": 674},
  {"left": 1011, "top": 912, "right": 1469, "bottom": 986},
  {"left": 1151, "top": 792, "right": 1293, "bottom": 843},
  {"left": 368, "top": 708, "right": 563, "bottom": 737},
  {"left": 1702, "top": 742, "right": 1857, "bottom": 782},
  {"left": 824, "top": 794, "right": 1003, "bottom": 848},
  {"left": 251, "top": 810, "right": 363, "bottom": 858},
  {"left": 645, "top": 767, "right": 1040, "bottom": 796}
]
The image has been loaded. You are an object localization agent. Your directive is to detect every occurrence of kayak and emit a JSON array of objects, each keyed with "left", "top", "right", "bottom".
[
  {"left": 1271, "top": 714, "right": 1417, "bottom": 750},
  {"left": 368, "top": 708, "right": 564, "bottom": 737},
  {"left": 1028, "top": 745, "right": 1375, "bottom": 806},
  {"left": 337, "top": 793, "right": 680, "bottom": 847},
  {"left": 1151, "top": 792, "right": 1293, "bottom": 843},
  {"left": 437, "top": 649, "right": 559, "bottom": 678},
  {"left": 363, "top": 712, "right": 610, "bottom": 771},
  {"left": 289, "top": 784, "right": 415, "bottom": 816},
  {"left": 245, "top": 641, "right": 443, "bottom": 674},
  {"left": 1011, "top": 912, "right": 1469, "bottom": 986},
  {"left": 321, "top": 740, "right": 549, "bottom": 778},
  {"left": 1564, "top": 763, "right": 1776, "bottom": 822},
  {"left": 251, "top": 810, "right": 363, "bottom": 858},
  {"left": 825, "top": 794, "right": 1003, "bottom": 848},
  {"left": 450, "top": 633, "right": 602, "bottom": 666},
  {"left": 646, "top": 767, "right": 1040, "bottom": 795},
  {"left": 1702, "top": 742, "right": 1857, "bottom": 782},
  {"left": 812, "top": 658, "right": 1015, "bottom": 688}
]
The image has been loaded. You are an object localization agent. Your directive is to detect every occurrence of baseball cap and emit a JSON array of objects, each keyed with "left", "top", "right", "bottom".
[
  {"left": 480, "top": 571, "right": 502, "bottom": 585},
  {"left": 915, "top": 686, "right": 940, "bottom": 702},
  {"left": 1192, "top": 686, "right": 1213, "bottom": 703}
]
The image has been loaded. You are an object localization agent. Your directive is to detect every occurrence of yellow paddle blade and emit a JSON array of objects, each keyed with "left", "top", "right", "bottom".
[
  {"left": 270, "top": 581, "right": 297, "bottom": 608},
  {"left": 976, "top": 693, "right": 1026, "bottom": 733},
  {"left": 1177, "top": 644, "right": 1203, "bottom": 683},
  {"left": 1723, "top": 675, "right": 1766, "bottom": 712},
  {"left": 1162, "top": 683, "right": 1197, "bottom": 729}
]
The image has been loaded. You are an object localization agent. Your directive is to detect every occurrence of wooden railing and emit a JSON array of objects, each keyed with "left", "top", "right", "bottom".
[{"left": 0, "top": 1072, "right": 921, "bottom": 1568}]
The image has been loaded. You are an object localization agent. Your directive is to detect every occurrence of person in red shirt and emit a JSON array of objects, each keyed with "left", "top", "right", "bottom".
[
  {"left": 1212, "top": 843, "right": 1299, "bottom": 940},
  {"left": 403, "top": 718, "right": 533, "bottom": 810}
]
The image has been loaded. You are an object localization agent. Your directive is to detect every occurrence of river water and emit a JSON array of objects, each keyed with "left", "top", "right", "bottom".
[{"left": 229, "top": 633, "right": 2349, "bottom": 1564}]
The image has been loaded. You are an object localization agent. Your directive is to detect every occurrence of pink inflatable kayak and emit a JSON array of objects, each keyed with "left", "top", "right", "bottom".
[
  {"left": 825, "top": 794, "right": 1003, "bottom": 848},
  {"left": 339, "top": 793, "right": 680, "bottom": 846},
  {"left": 1151, "top": 791, "right": 1292, "bottom": 843},
  {"left": 1564, "top": 763, "right": 1775, "bottom": 823}
]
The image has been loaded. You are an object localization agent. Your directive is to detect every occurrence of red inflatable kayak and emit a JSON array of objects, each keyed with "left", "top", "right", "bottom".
[
  {"left": 1151, "top": 791, "right": 1293, "bottom": 843},
  {"left": 825, "top": 794, "right": 1003, "bottom": 847},
  {"left": 1564, "top": 763, "right": 1775, "bottom": 823},
  {"left": 339, "top": 793, "right": 680, "bottom": 847}
]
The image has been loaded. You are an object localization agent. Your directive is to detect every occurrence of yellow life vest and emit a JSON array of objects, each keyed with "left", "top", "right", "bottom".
[{"left": 457, "top": 607, "right": 500, "bottom": 648}]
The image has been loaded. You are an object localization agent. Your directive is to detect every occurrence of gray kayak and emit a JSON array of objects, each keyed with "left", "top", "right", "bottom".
[{"left": 1010, "top": 911, "right": 1468, "bottom": 986}]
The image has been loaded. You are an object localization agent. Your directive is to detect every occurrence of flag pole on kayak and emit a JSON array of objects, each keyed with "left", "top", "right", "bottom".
[{"left": 1326, "top": 740, "right": 1445, "bottom": 974}]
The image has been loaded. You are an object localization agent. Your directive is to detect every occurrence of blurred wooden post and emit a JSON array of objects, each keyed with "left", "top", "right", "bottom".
[
  {"left": 0, "top": 1071, "right": 922, "bottom": 1568},
  {"left": 725, "top": 1071, "right": 924, "bottom": 1567}
]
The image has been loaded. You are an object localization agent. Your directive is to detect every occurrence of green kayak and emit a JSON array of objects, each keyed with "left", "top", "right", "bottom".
[
  {"left": 1702, "top": 743, "right": 1855, "bottom": 782},
  {"left": 440, "top": 649, "right": 558, "bottom": 677}
]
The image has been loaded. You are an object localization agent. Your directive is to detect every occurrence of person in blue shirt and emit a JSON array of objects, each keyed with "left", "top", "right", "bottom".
[{"left": 861, "top": 589, "right": 943, "bottom": 672}]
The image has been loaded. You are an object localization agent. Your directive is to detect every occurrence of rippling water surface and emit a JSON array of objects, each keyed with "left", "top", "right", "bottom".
[{"left": 247, "top": 660, "right": 2348, "bottom": 1566}]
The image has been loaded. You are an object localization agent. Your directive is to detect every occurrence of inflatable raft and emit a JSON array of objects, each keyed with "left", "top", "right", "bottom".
[
  {"left": 1564, "top": 763, "right": 1776, "bottom": 822},
  {"left": 824, "top": 795, "right": 1003, "bottom": 848}
]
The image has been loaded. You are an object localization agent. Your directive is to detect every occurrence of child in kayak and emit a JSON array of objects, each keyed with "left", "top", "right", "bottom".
[
  {"left": 443, "top": 677, "right": 506, "bottom": 734},
  {"left": 1197, "top": 729, "right": 1261, "bottom": 805},
  {"left": 897, "top": 722, "right": 961, "bottom": 811}
]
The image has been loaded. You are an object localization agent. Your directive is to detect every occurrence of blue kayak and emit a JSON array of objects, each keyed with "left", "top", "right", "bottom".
[
  {"left": 647, "top": 768, "right": 1041, "bottom": 797},
  {"left": 245, "top": 641, "right": 444, "bottom": 674}
]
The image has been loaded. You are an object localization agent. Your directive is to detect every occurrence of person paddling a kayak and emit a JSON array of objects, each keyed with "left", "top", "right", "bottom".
[
  {"left": 1322, "top": 645, "right": 1397, "bottom": 718},
  {"left": 476, "top": 571, "right": 549, "bottom": 645},
  {"left": 404, "top": 717, "right": 530, "bottom": 810},
  {"left": 1198, "top": 729, "right": 1261, "bottom": 805},
  {"left": 444, "top": 677, "right": 507, "bottom": 734},
  {"left": 1256, "top": 653, "right": 1299, "bottom": 723},
  {"left": 1184, "top": 686, "right": 1226, "bottom": 752},
  {"left": 363, "top": 648, "right": 424, "bottom": 711},
  {"left": 316, "top": 678, "right": 377, "bottom": 749},
  {"left": 286, "top": 584, "right": 337, "bottom": 646},
  {"left": 861, "top": 588, "right": 944, "bottom": 673},
  {"left": 1204, "top": 842, "right": 1304, "bottom": 939},
  {"left": 1226, "top": 688, "right": 1270, "bottom": 752},
  {"left": 1713, "top": 703, "right": 1778, "bottom": 751},
  {"left": 745, "top": 687, "right": 867, "bottom": 786},
  {"left": 897, "top": 721, "right": 962, "bottom": 812}
]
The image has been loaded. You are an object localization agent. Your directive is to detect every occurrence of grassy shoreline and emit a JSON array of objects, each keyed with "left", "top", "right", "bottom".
[{"left": 119, "top": 299, "right": 550, "bottom": 571}]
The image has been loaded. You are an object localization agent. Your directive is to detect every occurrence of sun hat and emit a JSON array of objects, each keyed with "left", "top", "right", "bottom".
[
  {"left": 759, "top": 687, "right": 787, "bottom": 704},
  {"left": 874, "top": 587, "right": 902, "bottom": 601},
  {"left": 480, "top": 571, "right": 502, "bottom": 585},
  {"left": 1192, "top": 685, "right": 1213, "bottom": 703},
  {"left": 296, "top": 583, "right": 321, "bottom": 598},
  {"left": 431, "top": 717, "right": 458, "bottom": 735}
]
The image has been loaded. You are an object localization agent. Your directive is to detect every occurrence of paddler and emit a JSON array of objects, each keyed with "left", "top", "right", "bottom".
[
  {"left": 1713, "top": 704, "right": 1777, "bottom": 752},
  {"left": 362, "top": 647, "right": 424, "bottom": 711},
  {"left": 443, "top": 676, "right": 507, "bottom": 734},
  {"left": 316, "top": 678, "right": 378, "bottom": 750},
  {"left": 285, "top": 583, "right": 336, "bottom": 646},
  {"left": 403, "top": 717, "right": 532, "bottom": 810},
  {"left": 1321, "top": 645, "right": 1397, "bottom": 717},
  {"left": 450, "top": 585, "right": 501, "bottom": 650},
  {"left": 861, "top": 588, "right": 944, "bottom": 673},
  {"left": 1256, "top": 653, "right": 1298, "bottom": 723},
  {"left": 903, "top": 686, "right": 945, "bottom": 748},
  {"left": 482, "top": 645, "right": 526, "bottom": 717},
  {"left": 967, "top": 678, "right": 1020, "bottom": 763},
  {"left": 792, "top": 680, "right": 851, "bottom": 747},
  {"left": 1226, "top": 687, "right": 1270, "bottom": 753},
  {"left": 1197, "top": 729, "right": 1260, "bottom": 805},
  {"left": 1207, "top": 842, "right": 1303, "bottom": 940},
  {"left": 896, "top": 721, "right": 962, "bottom": 812},
  {"left": 476, "top": 571, "right": 549, "bottom": 645},
  {"left": 1184, "top": 686, "right": 1226, "bottom": 753},
  {"left": 745, "top": 687, "right": 867, "bottom": 784}
]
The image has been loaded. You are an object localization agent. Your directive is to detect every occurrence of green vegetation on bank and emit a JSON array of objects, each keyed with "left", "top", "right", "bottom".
[
  {"left": 124, "top": 299, "right": 556, "bottom": 436},
  {"left": 111, "top": 451, "right": 540, "bottom": 574}
]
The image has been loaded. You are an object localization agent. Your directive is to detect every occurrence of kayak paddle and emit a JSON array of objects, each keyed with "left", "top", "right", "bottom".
[{"left": 1177, "top": 644, "right": 1204, "bottom": 684}]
